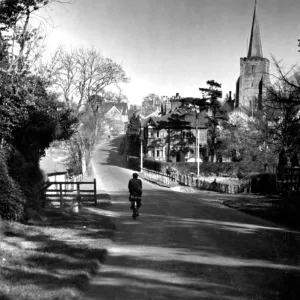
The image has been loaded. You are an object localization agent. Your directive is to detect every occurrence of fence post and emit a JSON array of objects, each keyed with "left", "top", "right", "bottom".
[
  {"left": 77, "top": 183, "right": 80, "bottom": 207},
  {"left": 59, "top": 184, "right": 63, "bottom": 209},
  {"left": 94, "top": 178, "right": 97, "bottom": 206}
]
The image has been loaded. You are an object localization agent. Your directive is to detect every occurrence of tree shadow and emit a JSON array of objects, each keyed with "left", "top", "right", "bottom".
[
  {"left": 1, "top": 206, "right": 116, "bottom": 297},
  {"left": 82, "top": 189, "right": 300, "bottom": 300}
]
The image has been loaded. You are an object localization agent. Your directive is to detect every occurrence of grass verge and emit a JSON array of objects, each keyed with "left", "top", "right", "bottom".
[
  {"left": 0, "top": 204, "right": 115, "bottom": 300},
  {"left": 223, "top": 193, "right": 300, "bottom": 230}
]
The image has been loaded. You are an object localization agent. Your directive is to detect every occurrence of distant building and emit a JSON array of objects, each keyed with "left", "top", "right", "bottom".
[
  {"left": 235, "top": 0, "right": 270, "bottom": 111},
  {"left": 101, "top": 102, "right": 128, "bottom": 134}
]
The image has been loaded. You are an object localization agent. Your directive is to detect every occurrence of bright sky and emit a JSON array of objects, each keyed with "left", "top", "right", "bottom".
[{"left": 37, "top": 0, "right": 300, "bottom": 105}]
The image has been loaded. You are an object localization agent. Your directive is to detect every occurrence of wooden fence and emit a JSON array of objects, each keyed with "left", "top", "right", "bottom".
[{"left": 45, "top": 179, "right": 97, "bottom": 208}]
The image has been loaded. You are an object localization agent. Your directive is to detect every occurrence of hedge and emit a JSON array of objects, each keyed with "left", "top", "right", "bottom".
[{"left": 0, "top": 150, "right": 25, "bottom": 221}]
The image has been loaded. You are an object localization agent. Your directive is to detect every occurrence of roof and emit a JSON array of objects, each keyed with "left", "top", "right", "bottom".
[
  {"left": 247, "top": 0, "right": 263, "bottom": 58},
  {"left": 141, "top": 107, "right": 208, "bottom": 129},
  {"left": 101, "top": 102, "right": 128, "bottom": 115}
]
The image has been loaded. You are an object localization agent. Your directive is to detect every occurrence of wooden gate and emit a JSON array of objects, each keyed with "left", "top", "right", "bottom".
[{"left": 45, "top": 179, "right": 97, "bottom": 208}]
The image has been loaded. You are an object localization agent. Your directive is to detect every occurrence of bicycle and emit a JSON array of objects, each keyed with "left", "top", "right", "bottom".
[{"left": 129, "top": 193, "right": 141, "bottom": 220}]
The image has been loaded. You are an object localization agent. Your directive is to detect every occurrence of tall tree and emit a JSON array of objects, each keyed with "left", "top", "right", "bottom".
[
  {"left": 126, "top": 113, "right": 141, "bottom": 157},
  {"left": 199, "top": 80, "right": 226, "bottom": 162},
  {"left": 0, "top": 0, "right": 73, "bottom": 75},
  {"left": 261, "top": 58, "right": 300, "bottom": 164},
  {"left": 157, "top": 109, "right": 193, "bottom": 162},
  {"left": 46, "top": 45, "right": 129, "bottom": 173}
]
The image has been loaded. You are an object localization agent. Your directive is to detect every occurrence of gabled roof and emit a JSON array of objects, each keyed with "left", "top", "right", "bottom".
[{"left": 101, "top": 102, "right": 128, "bottom": 115}]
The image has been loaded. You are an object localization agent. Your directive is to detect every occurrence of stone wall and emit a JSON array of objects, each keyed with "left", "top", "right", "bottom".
[{"left": 236, "top": 56, "right": 269, "bottom": 108}]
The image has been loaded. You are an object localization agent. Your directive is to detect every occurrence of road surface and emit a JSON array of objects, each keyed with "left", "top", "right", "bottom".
[{"left": 84, "top": 138, "right": 300, "bottom": 300}]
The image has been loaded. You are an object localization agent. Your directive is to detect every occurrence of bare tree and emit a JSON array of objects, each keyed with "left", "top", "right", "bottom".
[
  {"left": 0, "top": 0, "right": 74, "bottom": 75},
  {"left": 50, "top": 46, "right": 129, "bottom": 113},
  {"left": 263, "top": 62, "right": 300, "bottom": 156},
  {"left": 48, "top": 45, "right": 129, "bottom": 173}
]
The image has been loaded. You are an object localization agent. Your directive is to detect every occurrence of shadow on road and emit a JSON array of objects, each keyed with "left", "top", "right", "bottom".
[{"left": 84, "top": 189, "right": 300, "bottom": 300}]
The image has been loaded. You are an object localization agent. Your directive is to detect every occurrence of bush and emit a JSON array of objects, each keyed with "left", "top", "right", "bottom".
[
  {"left": 0, "top": 150, "right": 25, "bottom": 221},
  {"left": 7, "top": 148, "right": 46, "bottom": 210},
  {"left": 127, "top": 156, "right": 140, "bottom": 171},
  {"left": 144, "top": 159, "right": 168, "bottom": 172}
]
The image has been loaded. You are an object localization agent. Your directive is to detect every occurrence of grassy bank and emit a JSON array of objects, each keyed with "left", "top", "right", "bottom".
[{"left": 0, "top": 205, "right": 115, "bottom": 300}]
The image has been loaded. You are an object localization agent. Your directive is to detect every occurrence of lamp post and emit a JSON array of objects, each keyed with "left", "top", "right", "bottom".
[{"left": 140, "top": 125, "right": 144, "bottom": 172}]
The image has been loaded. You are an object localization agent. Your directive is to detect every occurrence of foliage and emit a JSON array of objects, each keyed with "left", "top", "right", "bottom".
[
  {"left": 0, "top": 0, "right": 73, "bottom": 75},
  {"left": 141, "top": 93, "right": 162, "bottom": 116},
  {"left": 157, "top": 109, "right": 194, "bottom": 162},
  {"left": 126, "top": 113, "right": 141, "bottom": 157},
  {"left": 7, "top": 147, "right": 46, "bottom": 211},
  {"left": 199, "top": 80, "right": 227, "bottom": 161},
  {"left": 10, "top": 76, "right": 77, "bottom": 160},
  {"left": 127, "top": 156, "right": 140, "bottom": 171},
  {"left": 0, "top": 150, "right": 25, "bottom": 221},
  {"left": 0, "top": 74, "right": 29, "bottom": 142}
]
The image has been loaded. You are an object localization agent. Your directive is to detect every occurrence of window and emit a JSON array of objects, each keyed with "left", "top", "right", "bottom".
[
  {"left": 157, "top": 131, "right": 159, "bottom": 138},
  {"left": 156, "top": 150, "right": 160, "bottom": 157}
]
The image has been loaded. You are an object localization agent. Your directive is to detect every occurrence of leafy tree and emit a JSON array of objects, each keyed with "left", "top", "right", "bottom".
[
  {"left": 0, "top": 0, "right": 73, "bottom": 75},
  {"left": 126, "top": 113, "right": 141, "bottom": 157},
  {"left": 157, "top": 108, "right": 193, "bottom": 162},
  {"left": 199, "top": 80, "right": 227, "bottom": 162}
]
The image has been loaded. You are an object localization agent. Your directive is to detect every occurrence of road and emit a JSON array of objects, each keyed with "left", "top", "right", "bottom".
[{"left": 84, "top": 138, "right": 300, "bottom": 300}]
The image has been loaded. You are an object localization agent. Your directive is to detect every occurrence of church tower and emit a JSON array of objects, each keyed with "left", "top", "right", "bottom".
[{"left": 235, "top": 0, "right": 269, "bottom": 110}]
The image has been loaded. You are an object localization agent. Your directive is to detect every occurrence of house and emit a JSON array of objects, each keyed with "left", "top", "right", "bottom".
[
  {"left": 101, "top": 102, "right": 128, "bottom": 135},
  {"left": 141, "top": 104, "right": 208, "bottom": 162}
]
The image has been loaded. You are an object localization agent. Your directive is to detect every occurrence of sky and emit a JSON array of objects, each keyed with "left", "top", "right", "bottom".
[{"left": 36, "top": 0, "right": 300, "bottom": 105}]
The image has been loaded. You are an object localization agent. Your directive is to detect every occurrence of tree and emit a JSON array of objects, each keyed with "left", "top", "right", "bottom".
[
  {"left": 126, "top": 113, "right": 141, "bottom": 157},
  {"left": 262, "top": 59, "right": 300, "bottom": 163},
  {"left": 0, "top": 0, "right": 73, "bottom": 75},
  {"left": 142, "top": 93, "right": 162, "bottom": 116},
  {"left": 157, "top": 108, "right": 193, "bottom": 162},
  {"left": 47, "top": 45, "right": 130, "bottom": 172},
  {"left": 199, "top": 80, "right": 226, "bottom": 162},
  {"left": 49, "top": 46, "right": 129, "bottom": 113}
]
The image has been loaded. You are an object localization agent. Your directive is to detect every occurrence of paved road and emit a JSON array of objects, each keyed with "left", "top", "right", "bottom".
[{"left": 84, "top": 139, "right": 300, "bottom": 300}]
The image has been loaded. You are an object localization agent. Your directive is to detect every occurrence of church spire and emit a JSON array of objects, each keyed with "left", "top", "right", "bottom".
[{"left": 247, "top": 0, "right": 263, "bottom": 58}]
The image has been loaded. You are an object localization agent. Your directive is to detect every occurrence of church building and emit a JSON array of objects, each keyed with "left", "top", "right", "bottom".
[{"left": 235, "top": 0, "right": 270, "bottom": 111}]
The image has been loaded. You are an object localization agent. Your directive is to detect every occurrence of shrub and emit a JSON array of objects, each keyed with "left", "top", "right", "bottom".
[
  {"left": 144, "top": 159, "right": 168, "bottom": 172},
  {"left": 0, "top": 150, "right": 25, "bottom": 221},
  {"left": 127, "top": 156, "right": 140, "bottom": 171}
]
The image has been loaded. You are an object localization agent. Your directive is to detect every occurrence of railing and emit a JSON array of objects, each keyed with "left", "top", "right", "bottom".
[
  {"left": 141, "top": 168, "right": 176, "bottom": 187},
  {"left": 141, "top": 167, "right": 243, "bottom": 194},
  {"left": 45, "top": 179, "right": 97, "bottom": 208}
]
